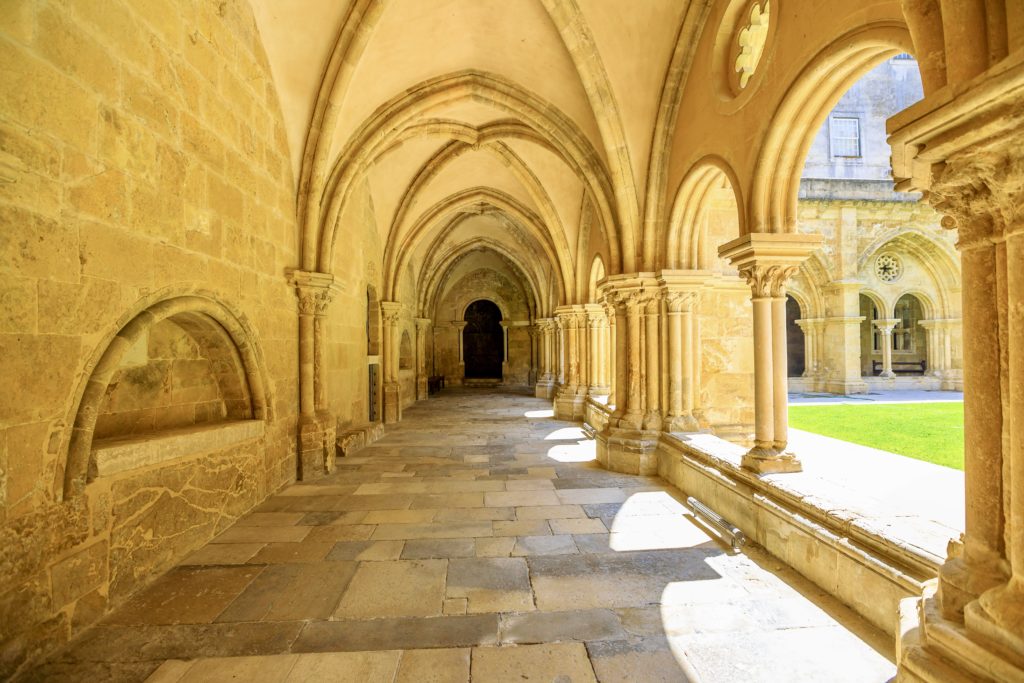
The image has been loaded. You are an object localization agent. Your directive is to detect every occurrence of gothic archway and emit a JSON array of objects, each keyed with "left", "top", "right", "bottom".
[{"left": 463, "top": 300, "right": 504, "bottom": 379}]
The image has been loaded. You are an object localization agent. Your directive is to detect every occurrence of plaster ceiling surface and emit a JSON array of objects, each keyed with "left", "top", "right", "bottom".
[{"left": 248, "top": 0, "right": 353, "bottom": 176}]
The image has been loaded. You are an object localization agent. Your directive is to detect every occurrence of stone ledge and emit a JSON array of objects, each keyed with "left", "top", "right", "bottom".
[
  {"left": 658, "top": 432, "right": 946, "bottom": 636},
  {"left": 92, "top": 420, "right": 264, "bottom": 479},
  {"left": 336, "top": 423, "right": 385, "bottom": 457}
]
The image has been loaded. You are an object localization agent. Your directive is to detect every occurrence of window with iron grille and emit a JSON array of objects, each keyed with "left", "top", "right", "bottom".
[{"left": 830, "top": 116, "right": 861, "bottom": 158}]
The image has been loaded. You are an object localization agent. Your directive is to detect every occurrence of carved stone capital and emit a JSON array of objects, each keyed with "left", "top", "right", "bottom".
[
  {"left": 296, "top": 286, "right": 334, "bottom": 316},
  {"left": 663, "top": 290, "right": 698, "bottom": 313},
  {"left": 288, "top": 269, "right": 338, "bottom": 317},
  {"left": 888, "top": 59, "right": 1024, "bottom": 250},
  {"left": 738, "top": 264, "right": 799, "bottom": 299},
  {"left": 380, "top": 301, "right": 402, "bottom": 325},
  {"left": 927, "top": 154, "right": 1024, "bottom": 248}
]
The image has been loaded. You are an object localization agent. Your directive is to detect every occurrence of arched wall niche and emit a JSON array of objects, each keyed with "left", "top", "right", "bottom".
[
  {"left": 60, "top": 292, "right": 271, "bottom": 500},
  {"left": 588, "top": 255, "right": 606, "bottom": 302},
  {"left": 663, "top": 156, "right": 745, "bottom": 270}
]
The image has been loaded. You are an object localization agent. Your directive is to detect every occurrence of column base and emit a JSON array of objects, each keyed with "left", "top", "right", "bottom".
[
  {"left": 535, "top": 378, "right": 556, "bottom": 399},
  {"left": 966, "top": 582, "right": 1024, "bottom": 666},
  {"left": 741, "top": 445, "right": 802, "bottom": 474},
  {"left": 897, "top": 589, "right": 1024, "bottom": 682},
  {"left": 383, "top": 382, "right": 402, "bottom": 424},
  {"left": 824, "top": 378, "right": 869, "bottom": 395},
  {"left": 554, "top": 390, "right": 585, "bottom": 421},
  {"left": 415, "top": 374, "right": 428, "bottom": 400},
  {"left": 297, "top": 412, "right": 337, "bottom": 481},
  {"left": 596, "top": 427, "right": 660, "bottom": 475},
  {"left": 665, "top": 414, "right": 700, "bottom": 433}
]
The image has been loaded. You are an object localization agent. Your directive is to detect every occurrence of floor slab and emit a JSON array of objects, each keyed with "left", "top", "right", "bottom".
[{"left": 38, "top": 389, "right": 897, "bottom": 683}]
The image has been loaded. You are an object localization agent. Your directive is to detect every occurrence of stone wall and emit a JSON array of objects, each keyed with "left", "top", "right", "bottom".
[
  {"left": 0, "top": 1, "right": 298, "bottom": 676},
  {"left": 325, "top": 178, "right": 384, "bottom": 430},
  {"left": 94, "top": 318, "right": 238, "bottom": 439},
  {"left": 432, "top": 265, "right": 532, "bottom": 386},
  {"left": 696, "top": 280, "right": 755, "bottom": 441}
]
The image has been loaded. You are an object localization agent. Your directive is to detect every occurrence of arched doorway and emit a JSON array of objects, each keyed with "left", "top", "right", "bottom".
[
  {"left": 464, "top": 300, "right": 503, "bottom": 379},
  {"left": 860, "top": 294, "right": 881, "bottom": 376},
  {"left": 786, "top": 295, "right": 805, "bottom": 377},
  {"left": 893, "top": 293, "right": 926, "bottom": 374}
]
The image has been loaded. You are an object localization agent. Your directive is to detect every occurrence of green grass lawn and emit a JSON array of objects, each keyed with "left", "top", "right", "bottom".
[{"left": 788, "top": 402, "right": 964, "bottom": 470}]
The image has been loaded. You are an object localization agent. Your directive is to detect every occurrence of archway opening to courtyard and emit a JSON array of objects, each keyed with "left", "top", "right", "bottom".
[
  {"left": 463, "top": 299, "right": 504, "bottom": 379},
  {"left": 784, "top": 51, "right": 964, "bottom": 483},
  {"left": 859, "top": 292, "right": 882, "bottom": 377},
  {"left": 786, "top": 295, "right": 805, "bottom": 378},
  {"left": 892, "top": 293, "right": 927, "bottom": 375}
]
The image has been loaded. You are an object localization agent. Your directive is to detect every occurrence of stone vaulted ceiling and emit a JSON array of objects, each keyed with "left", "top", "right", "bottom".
[{"left": 249, "top": 0, "right": 704, "bottom": 312}]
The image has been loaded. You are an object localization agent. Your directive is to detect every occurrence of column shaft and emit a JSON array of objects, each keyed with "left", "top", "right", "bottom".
[
  {"left": 771, "top": 295, "right": 790, "bottom": 450},
  {"left": 751, "top": 296, "right": 775, "bottom": 450},
  {"left": 668, "top": 309, "right": 683, "bottom": 418}
]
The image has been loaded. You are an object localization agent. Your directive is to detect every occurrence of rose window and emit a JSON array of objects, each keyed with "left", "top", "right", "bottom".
[{"left": 875, "top": 254, "right": 903, "bottom": 282}]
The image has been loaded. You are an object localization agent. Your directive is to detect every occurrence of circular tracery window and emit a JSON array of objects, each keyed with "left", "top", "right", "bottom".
[
  {"left": 875, "top": 254, "right": 903, "bottom": 282},
  {"left": 735, "top": 1, "right": 770, "bottom": 89}
]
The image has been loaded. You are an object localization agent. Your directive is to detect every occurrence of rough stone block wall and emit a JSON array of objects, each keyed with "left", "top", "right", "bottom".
[
  {"left": 0, "top": 1, "right": 298, "bottom": 676},
  {"left": 325, "top": 178, "right": 383, "bottom": 430},
  {"left": 697, "top": 284, "right": 754, "bottom": 438},
  {"left": 94, "top": 319, "right": 230, "bottom": 439}
]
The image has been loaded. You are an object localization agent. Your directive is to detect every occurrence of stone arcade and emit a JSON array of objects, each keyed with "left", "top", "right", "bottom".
[{"left": 1, "top": 1, "right": 1022, "bottom": 680}]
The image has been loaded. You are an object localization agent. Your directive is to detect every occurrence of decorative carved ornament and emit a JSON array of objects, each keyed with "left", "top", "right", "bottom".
[
  {"left": 297, "top": 287, "right": 334, "bottom": 316},
  {"left": 874, "top": 253, "right": 902, "bottom": 282},
  {"left": 735, "top": 1, "right": 770, "bottom": 89},
  {"left": 739, "top": 264, "right": 798, "bottom": 298}
]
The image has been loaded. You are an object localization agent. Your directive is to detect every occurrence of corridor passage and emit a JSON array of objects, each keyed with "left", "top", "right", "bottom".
[{"left": 37, "top": 390, "right": 895, "bottom": 682}]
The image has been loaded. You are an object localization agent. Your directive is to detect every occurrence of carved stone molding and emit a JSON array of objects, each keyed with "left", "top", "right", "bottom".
[
  {"left": 288, "top": 269, "right": 339, "bottom": 317},
  {"left": 380, "top": 301, "right": 402, "bottom": 325},
  {"left": 738, "top": 263, "right": 799, "bottom": 299}
]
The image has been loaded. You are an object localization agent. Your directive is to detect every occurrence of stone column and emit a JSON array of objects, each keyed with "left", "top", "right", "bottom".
[
  {"left": 795, "top": 319, "right": 814, "bottom": 377},
  {"left": 414, "top": 318, "right": 430, "bottom": 400},
  {"left": 534, "top": 319, "right": 556, "bottom": 398},
  {"left": 380, "top": 302, "right": 402, "bottom": 424},
  {"left": 822, "top": 282, "right": 868, "bottom": 394},
  {"left": 872, "top": 319, "right": 899, "bottom": 378},
  {"left": 719, "top": 234, "right": 823, "bottom": 474},
  {"left": 453, "top": 320, "right": 467, "bottom": 384},
  {"left": 554, "top": 307, "right": 584, "bottom": 420},
  {"left": 622, "top": 291, "right": 645, "bottom": 429},
  {"left": 289, "top": 269, "right": 339, "bottom": 481},
  {"left": 602, "top": 299, "right": 617, "bottom": 407},
  {"left": 642, "top": 293, "right": 662, "bottom": 430},
  {"left": 889, "top": 55, "right": 1024, "bottom": 680},
  {"left": 593, "top": 276, "right": 663, "bottom": 476},
  {"left": 527, "top": 324, "right": 538, "bottom": 386},
  {"left": 499, "top": 321, "right": 510, "bottom": 383},
  {"left": 664, "top": 289, "right": 699, "bottom": 432},
  {"left": 585, "top": 304, "right": 609, "bottom": 395}
]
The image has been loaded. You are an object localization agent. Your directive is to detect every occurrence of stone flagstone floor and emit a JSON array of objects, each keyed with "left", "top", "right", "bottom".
[{"left": 32, "top": 389, "right": 897, "bottom": 682}]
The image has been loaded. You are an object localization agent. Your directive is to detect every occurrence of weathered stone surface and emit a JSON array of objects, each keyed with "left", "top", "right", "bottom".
[
  {"left": 334, "top": 560, "right": 447, "bottom": 619},
  {"left": 49, "top": 540, "right": 107, "bottom": 609},
  {"left": 471, "top": 643, "right": 598, "bottom": 682},
  {"left": 293, "top": 615, "right": 500, "bottom": 652},
  {"left": 499, "top": 609, "right": 625, "bottom": 644}
]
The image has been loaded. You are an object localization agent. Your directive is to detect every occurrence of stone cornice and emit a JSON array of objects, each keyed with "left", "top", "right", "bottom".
[{"left": 888, "top": 56, "right": 1024, "bottom": 248}]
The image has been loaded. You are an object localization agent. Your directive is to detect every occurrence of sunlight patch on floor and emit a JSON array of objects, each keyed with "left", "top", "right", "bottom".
[
  {"left": 545, "top": 439, "right": 596, "bottom": 463},
  {"left": 524, "top": 409, "right": 554, "bottom": 418},
  {"left": 605, "top": 493, "right": 719, "bottom": 552},
  {"left": 544, "top": 427, "right": 588, "bottom": 440}
]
